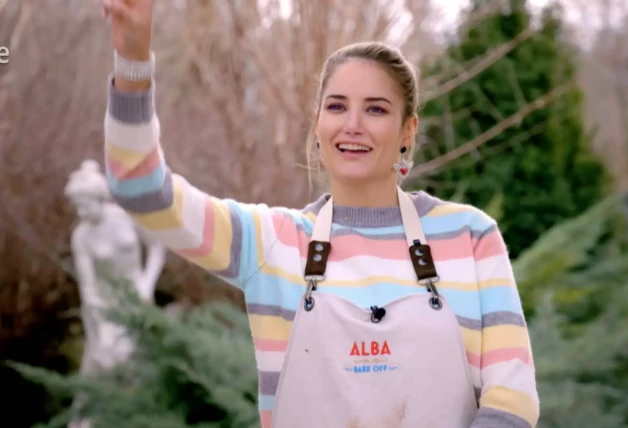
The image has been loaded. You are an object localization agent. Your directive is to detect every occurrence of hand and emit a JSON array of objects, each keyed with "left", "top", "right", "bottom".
[{"left": 102, "top": 0, "right": 154, "bottom": 61}]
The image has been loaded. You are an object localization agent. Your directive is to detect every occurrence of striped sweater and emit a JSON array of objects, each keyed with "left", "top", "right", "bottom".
[{"left": 104, "top": 76, "right": 539, "bottom": 428}]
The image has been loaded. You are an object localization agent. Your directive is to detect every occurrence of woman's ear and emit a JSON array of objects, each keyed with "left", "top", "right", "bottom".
[
  {"left": 408, "top": 114, "right": 419, "bottom": 137},
  {"left": 402, "top": 114, "right": 419, "bottom": 146}
]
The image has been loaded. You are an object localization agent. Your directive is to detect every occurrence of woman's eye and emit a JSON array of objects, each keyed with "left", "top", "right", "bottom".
[
  {"left": 368, "top": 106, "right": 387, "bottom": 114},
  {"left": 326, "top": 103, "right": 344, "bottom": 111}
]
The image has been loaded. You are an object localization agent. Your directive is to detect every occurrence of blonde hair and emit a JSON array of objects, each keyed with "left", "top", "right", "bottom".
[
  {"left": 64, "top": 159, "right": 111, "bottom": 202},
  {"left": 305, "top": 42, "right": 420, "bottom": 186}
]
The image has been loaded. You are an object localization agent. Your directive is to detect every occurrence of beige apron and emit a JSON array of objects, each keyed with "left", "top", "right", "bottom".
[{"left": 271, "top": 187, "right": 478, "bottom": 428}]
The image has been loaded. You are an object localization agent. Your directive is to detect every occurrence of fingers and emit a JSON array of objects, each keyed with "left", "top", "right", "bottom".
[{"left": 102, "top": 0, "right": 133, "bottom": 22}]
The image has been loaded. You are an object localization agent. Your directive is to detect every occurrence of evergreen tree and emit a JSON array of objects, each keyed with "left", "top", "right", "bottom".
[
  {"left": 415, "top": 0, "right": 610, "bottom": 258},
  {"left": 529, "top": 293, "right": 628, "bottom": 428},
  {"left": 520, "top": 193, "right": 628, "bottom": 427},
  {"left": 9, "top": 285, "right": 260, "bottom": 428}
]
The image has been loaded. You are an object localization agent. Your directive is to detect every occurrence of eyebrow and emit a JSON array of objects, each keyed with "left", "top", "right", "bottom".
[{"left": 325, "top": 94, "right": 392, "bottom": 105}]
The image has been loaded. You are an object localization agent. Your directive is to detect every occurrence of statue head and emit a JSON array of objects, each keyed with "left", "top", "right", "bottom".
[{"left": 64, "top": 159, "right": 111, "bottom": 224}]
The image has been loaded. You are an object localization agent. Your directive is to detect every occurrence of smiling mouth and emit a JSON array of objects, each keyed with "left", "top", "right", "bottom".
[{"left": 336, "top": 143, "right": 372, "bottom": 153}]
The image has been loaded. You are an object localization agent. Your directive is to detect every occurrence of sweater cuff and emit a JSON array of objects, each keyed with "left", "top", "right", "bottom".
[{"left": 106, "top": 74, "right": 154, "bottom": 124}]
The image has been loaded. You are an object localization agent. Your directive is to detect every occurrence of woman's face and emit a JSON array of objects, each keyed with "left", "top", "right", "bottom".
[
  {"left": 72, "top": 194, "right": 104, "bottom": 223},
  {"left": 315, "top": 59, "right": 416, "bottom": 184}
]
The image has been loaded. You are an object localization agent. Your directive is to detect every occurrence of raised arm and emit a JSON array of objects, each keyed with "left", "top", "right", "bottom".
[
  {"left": 102, "top": 0, "right": 274, "bottom": 290},
  {"left": 471, "top": 219, "right": 540, "bottom": 428}
]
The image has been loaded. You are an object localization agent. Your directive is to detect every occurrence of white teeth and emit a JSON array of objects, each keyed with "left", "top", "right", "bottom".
[{"left": 337, "top": 143, "right": 371, "bottom": 151}]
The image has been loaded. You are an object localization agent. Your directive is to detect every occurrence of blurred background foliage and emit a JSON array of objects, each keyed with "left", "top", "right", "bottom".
[{"left": 1, "top": 0, "right": 627, "bottom": 427}]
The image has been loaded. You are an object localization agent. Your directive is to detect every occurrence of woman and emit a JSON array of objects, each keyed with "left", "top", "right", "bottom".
[{"left": 102, "top": 1, "right": 539, "bottom": 427}]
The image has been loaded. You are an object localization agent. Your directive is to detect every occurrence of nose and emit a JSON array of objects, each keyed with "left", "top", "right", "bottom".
[{"left": 343, "top": 109, "right": 364, "bottom": 136}]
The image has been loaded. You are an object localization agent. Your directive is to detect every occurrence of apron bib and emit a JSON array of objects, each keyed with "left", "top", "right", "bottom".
[{"left": 271, "top": 187, "right": 478, "bottom": 427}]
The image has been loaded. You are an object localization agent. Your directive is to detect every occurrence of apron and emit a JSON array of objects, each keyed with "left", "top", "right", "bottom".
[{"left": 271, "top": 187, "right": 478, "bottom": 428}]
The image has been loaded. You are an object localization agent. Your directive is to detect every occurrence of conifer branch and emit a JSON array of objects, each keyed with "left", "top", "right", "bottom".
[
  {"left": 422, "top": 27, "right": 537, "bottom": 103},
  {"left": 406, "top": 81, "right": 575, "bottom": 180}
]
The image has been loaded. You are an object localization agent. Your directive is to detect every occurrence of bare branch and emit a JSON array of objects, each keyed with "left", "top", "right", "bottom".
[
  {"left": 423, "top": 27, "right": 536, "bottom": 103},
  {"left": 8, "top": 0, "right": 31, "bottom": 51},
  {"left": 407, "top": 81, "right": 575, "bottom": 180}
]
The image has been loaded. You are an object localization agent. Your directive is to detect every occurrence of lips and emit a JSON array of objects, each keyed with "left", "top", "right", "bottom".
[{"left": 336, "top": 143, "right": 372, "bottom": 153}]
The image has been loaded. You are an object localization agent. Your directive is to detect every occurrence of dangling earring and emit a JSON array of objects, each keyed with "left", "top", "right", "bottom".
[{"left": 394, "top": 146, "right": 413, "bottom": 179}]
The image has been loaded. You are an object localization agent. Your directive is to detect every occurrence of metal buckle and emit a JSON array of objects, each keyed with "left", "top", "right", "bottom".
[
  {"left": 426, "top": 279, "right": 442, "bottom": 310},
  {"left": 304, "top": 278, "right": 318, "bottom": 311},
  {"left": 418, "top": 275, "right": 440, "bottom": 285}
]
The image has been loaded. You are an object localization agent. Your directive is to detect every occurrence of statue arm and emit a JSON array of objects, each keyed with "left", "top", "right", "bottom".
[
  {"left": 71, "top": 230, "right": 100, "bottom": 308},
  {"left": 136, "top": 229, "right": 166, "bottom": 301}
]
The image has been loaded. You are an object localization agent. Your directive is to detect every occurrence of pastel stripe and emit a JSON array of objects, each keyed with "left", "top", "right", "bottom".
[
  {"left": 106, "top": 161, "right": 167, "bottom": 197},
  {"left": 254, "top": 350, "right": 285, "bottom": 372},
  {"left": 272, "top": 216, "right": 495, "bottom": 262},
  {"left": 177, "top": 199, "right": 222, "bottom": 257},
  {"left": 253, "top": 339, "right": 288, "bottom": 353},
  {"left": 259, "top": 370, "right": 280, "bottom": 395},
  {"left": 483, "top": 311, "right": 526, "bottom": 327},
  {"left": 259, "top": 261, "right": 512, "bottom": 292},
  {"left": 467, "top": 352, "right": 481, "bottom": 368},
  {"left": 478, "top": 386, "right": 538, "bottom": 427},
  {"left": 126, "top": 176, "right": 185, "bottom": 230},
  {"left": 106, "top": 145, "right": 162, "bottom": 180},
  {"left": 473, "top": 227, "right": 505, "bottom": 259},
  {"left": 259, "top": 410, "right": 272, "bottom": 428},
  {"left": 244, "top": 274, "right": 523, "bottom": 320},
  {"left": 248, "top": 303, "right": 484, "bottom": 333},
  {"left": 105, "top": 141, "right": 151, "bottom": 168},
  {"left": 178, "top": 200, "right": 241, "bottom": 276},
  {"left": 112, "top": 168, "right": 174, "bottom": 213},
  {"left": 481, "top": 347, "right": 532, "bottom": 367},
  {"left": 286, "top": 215, "right": 490, "bottom": 240},
  {"left": 476, "top": 253, "right": 518, "bottom": 283},
  {"left": 104, "top": 109, "right": 159, "bottom": 152},
  {"left": 127, "top": 177, "right": 206, "bottom": 247},
  {"left": 472, "top": 407, "right": 532, "bottom": 428},
  {"left": 258, "top": 394, "right": 275, "bottom": 411},
  {"left": 482, "top": 360, "right": 537, "bottom": 392},
  {"left": 480, "top": 286, "right": 525, "bottom": 315}
]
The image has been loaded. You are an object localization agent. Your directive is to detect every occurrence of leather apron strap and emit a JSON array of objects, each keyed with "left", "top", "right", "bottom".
[{"left": 303, "top": 187, "right": 442, "bottom": 312}]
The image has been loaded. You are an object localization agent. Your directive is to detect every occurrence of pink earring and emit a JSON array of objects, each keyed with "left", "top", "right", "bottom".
[{"left": 394, "top": 146, "right": 413, "bottom": 178}]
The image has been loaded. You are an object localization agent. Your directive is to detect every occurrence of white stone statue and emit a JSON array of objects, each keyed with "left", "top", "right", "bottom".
[{"left": 64, "top": 159, "right": 166, "bottom": 374}]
